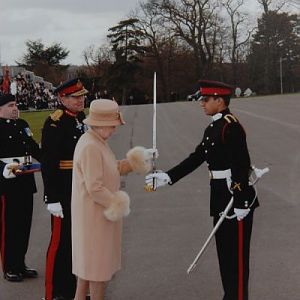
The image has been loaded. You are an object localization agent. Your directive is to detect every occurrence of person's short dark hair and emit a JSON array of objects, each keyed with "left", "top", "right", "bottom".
[{"left": 222, "top": 95, "right": 231, "bottom": 106}]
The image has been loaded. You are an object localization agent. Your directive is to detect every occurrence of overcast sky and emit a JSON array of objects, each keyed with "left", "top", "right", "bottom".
[
  {"left": 2, "top": 0, "right": 293, "bottom": 67},
  {"left": 0, "top": 0, "right": 140, "bottom": 66}
]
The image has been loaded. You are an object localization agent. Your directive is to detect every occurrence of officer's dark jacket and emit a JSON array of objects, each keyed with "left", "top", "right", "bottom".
[
  {"left": 167, "top": 108, "right": 258, "bottom": 216},
  {"left": 41, "top": 107, "right": 85, "bottom": 205},
  {"left": 0, "top": 118, "right": 41, "bottom": 194}
]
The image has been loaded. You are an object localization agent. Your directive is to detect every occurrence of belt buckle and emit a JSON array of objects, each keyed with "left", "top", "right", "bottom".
[{"left": 208, "top": 170, "right": 213, "bottom": 179}]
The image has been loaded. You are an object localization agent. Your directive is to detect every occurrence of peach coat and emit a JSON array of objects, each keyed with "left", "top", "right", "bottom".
[{"left": 71, "top": 128, "right": 131, "bottom": 282}]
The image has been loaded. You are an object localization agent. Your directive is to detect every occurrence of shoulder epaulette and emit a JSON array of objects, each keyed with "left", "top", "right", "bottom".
[
  {"left": 224, "top": 114, "right": 238, "bottom": 123},
  {"left": 50, "top": 109, "right": 64, "bottom": 122}
]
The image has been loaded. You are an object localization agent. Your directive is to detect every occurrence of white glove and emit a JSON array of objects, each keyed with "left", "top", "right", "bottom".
[
  {"left": 2, "top": 163, "right": 20, "bottom": 179},
  {"left": 47, "top": 203, "right": 64, "bottom": 218},
  {"left": 234, "top": 208, "right": 250, "bottom": 221},
  {"left": 143, "top": 148, "right": 159, "bottom": 161},
  {"left": 253, "top": 167, "right": 269, "bottom": 178},
  {"left": 145, "top": 171, "right": 171, "bottom": 189}
]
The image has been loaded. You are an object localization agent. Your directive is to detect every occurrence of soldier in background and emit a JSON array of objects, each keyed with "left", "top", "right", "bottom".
[
  {"left": 41, "top": 78, "right": 88, "bottom": 300},
  {"left": 0, "top": 94, "right": 41, "bottom": 282}
]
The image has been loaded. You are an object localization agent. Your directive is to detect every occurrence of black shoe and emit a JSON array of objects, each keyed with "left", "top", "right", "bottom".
[
  {"left": 4, "top": 271, "right": 23, "bottom": 282},
  {"left": 21, "top": 267, "right": 38, "bottom": 278},
  {"left": 41, "top": 297, "right": 73, "bottom": 300}
]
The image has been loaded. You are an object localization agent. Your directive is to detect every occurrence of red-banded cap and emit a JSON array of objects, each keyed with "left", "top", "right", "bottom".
[{"left": 198, "top": 80, "right": 234, "bottom": 97}]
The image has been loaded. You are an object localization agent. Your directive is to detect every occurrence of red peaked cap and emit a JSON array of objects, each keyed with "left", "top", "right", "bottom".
[
  {"left": 198, "top": 80, "right": 234, "bottom": 97},
  {"left": 54, "top": 78, "right": 88, "bottom": 97}
]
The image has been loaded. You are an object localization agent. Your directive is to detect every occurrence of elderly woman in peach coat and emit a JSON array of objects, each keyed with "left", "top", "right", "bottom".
[{"left": 71, "top": 99, "right": 154, "bottom": 300}]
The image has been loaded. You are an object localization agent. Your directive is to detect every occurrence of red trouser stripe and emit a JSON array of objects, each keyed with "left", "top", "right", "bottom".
[
  {"left": 238, "top": 220, "right": 244, "bottom": 300},
  {"left": 45, "top": 216, "right": 62, "bottom": 300},
  {"left": 0, "top": 195, "right": 6, "bottom": 271}
]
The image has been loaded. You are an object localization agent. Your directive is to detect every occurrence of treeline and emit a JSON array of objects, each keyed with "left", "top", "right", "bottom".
[{"left": 18, "top": 0, "right": 300, "bottom": 104}]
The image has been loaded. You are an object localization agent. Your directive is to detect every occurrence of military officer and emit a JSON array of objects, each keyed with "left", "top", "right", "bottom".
[
  {"left": 146, "top": 80, "right": 259, "bottom": 300},
  {"left": 0, "top": 93, "right": 41, "bottom": 282},
  {"left": 41, "top": 78, "right": 88, "bottom": 300}
]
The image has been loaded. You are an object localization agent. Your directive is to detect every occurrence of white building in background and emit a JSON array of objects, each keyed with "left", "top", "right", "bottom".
[{"left": 0, "top": 65, "right": 53, "bottom": 90}]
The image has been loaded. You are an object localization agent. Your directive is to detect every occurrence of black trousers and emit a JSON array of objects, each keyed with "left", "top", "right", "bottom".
[
  {"left": 45, "top": 205, "right": 76, "bottom": 300},
  {"left": 214, "top": 211, "right": 254, "bottom": 300},
  {"left": 0, "top": 191, "right": 33, "bottom": 273}
]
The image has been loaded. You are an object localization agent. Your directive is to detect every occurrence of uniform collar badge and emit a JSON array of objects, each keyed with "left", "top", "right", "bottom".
[{"left": 211, "top": 113, "right": 222, "bottom": 122}]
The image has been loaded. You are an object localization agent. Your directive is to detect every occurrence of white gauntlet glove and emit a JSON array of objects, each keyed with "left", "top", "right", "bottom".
[
  {"left": 145, "top": 171, "right": 171, "bottom": 189},
  {"left": 2, "top": 163, "right": 20, "bottom": 179},
  {"left": 234, "top": 208, "right": 250, "bottom": 221},
  {"left": 47, "top": 203, "right": 64, "bottom": 218}
]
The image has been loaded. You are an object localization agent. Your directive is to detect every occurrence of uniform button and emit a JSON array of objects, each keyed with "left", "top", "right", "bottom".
[
  {"left": 210, "top": 124, "right": 213, "bottom": 127},
  {"left": 6, "top": 120, "right": 10, "bottom": 123},
  {"left": 23, "top": 141, "right": 26, "bottom": 144},
  {"left": 20, "top": 131, "right": 23, "bottom": 134},
  {"left": 205, "top": 150, "right": 208, "bottom": 153},
  {"left": 9, "top": 136, "right": 12, "bottom": 139},
  {"left": 73, "top": 136, "right": 77, "bottom": 139},
  {"left": 206, "top": 137, "right": 209, "bottom": 140},
  {"left": 211, "top": 142, "right": 215, "bottom": 146},
  {"left": 202, "top": 142, "right": 204, "bottom": 146}
]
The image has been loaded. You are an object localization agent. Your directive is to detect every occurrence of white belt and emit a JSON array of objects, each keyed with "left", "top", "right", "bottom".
[
  {"left": 0, "top": 156, "right": 32, "bottom": 164},
  {"left": 209, "top": 169, "right": 231, "bottom": 179}
]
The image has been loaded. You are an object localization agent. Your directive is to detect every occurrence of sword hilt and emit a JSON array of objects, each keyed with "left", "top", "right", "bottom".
[{"left": 144, "top": 152, "right": 157, "bottom": 192}]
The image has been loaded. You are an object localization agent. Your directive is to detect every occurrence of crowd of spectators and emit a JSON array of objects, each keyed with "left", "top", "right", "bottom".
[{"left": 9, "top": 73, "right": 58, "bottom": 110}]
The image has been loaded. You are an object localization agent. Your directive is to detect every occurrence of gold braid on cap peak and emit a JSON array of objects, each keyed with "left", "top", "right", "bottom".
[{"left": 50, "top": 109, "right": 64, "bottom": 122}]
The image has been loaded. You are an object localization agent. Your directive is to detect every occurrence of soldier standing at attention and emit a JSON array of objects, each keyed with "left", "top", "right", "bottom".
[
  {"left": 146, "top": 80, "right": 259, "bottom": 300},
  {"left": 41, "top": 78, "right": 88, "bottom": 300},
  {"left": 0, "top": 93, "right": 41, "bottom": 282}
]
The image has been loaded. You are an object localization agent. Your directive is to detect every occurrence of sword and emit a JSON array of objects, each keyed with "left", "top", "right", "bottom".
[
  {"left": 187, "top": 167, "right": 270, "bottom": 274},
  {"left": 187, "top": 196, "right": 234, "bottom": 274},
  {"left": 152, "top": 72, "right": 157, "bottom": 190},
  {"left": 144, "top": 72, "right": 157, "bottom": 192}
]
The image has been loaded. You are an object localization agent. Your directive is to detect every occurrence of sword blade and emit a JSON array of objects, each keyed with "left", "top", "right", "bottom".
[
  {"left": 152, "top": 72, "right": 157, "bottom": 190},
  {"left": 187, "top": 197, "right": 234, "bottom": 274},
  {"left": 153, "top": 72, "right": 157, "bottom": 152}
]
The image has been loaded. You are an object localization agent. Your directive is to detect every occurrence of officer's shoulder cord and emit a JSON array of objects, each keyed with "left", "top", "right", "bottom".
[{"left": 50, "top": 109, "right": 64, "bottom": 122}]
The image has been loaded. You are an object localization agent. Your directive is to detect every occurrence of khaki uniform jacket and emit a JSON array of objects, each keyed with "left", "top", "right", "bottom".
[{"left": 71, "top": 128, "right": 131, "bottom": 281}]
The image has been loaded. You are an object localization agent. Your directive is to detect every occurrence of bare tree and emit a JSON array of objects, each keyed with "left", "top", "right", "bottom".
[
  {"left": 82, "top": 44, "right": 114, "bottom": 77},
  {"left": 257, "top": 0, "right": 287, "bottom": 14},
  {"left": 149, "top": 0, "right": 225, "bottom": 78},
  {"left": 133, "top": 1, "right": 180, "bottom": 100},
  {"left": 222, "top": 0, "right": 254, "bottom": 83}
]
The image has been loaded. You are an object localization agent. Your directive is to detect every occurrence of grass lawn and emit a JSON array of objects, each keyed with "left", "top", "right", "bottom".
[
  {"left": 20, "top": 108, "right": 89, "bottom": 143},
  {"left": 20, "top": 110, "right": 52, "bottom": 143}
]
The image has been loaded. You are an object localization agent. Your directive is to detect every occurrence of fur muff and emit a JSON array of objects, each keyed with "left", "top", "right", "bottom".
[
  {"left": 126, "top": 146, "right": 151, "bottom": 174},
  {"left": 103, "top": 191, "right": 130, "bottom": 222}
]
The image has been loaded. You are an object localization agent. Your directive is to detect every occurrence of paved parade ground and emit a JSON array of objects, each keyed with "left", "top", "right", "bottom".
[{"left": 1, "top": 94, "right": 300, "bottom": 299}]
